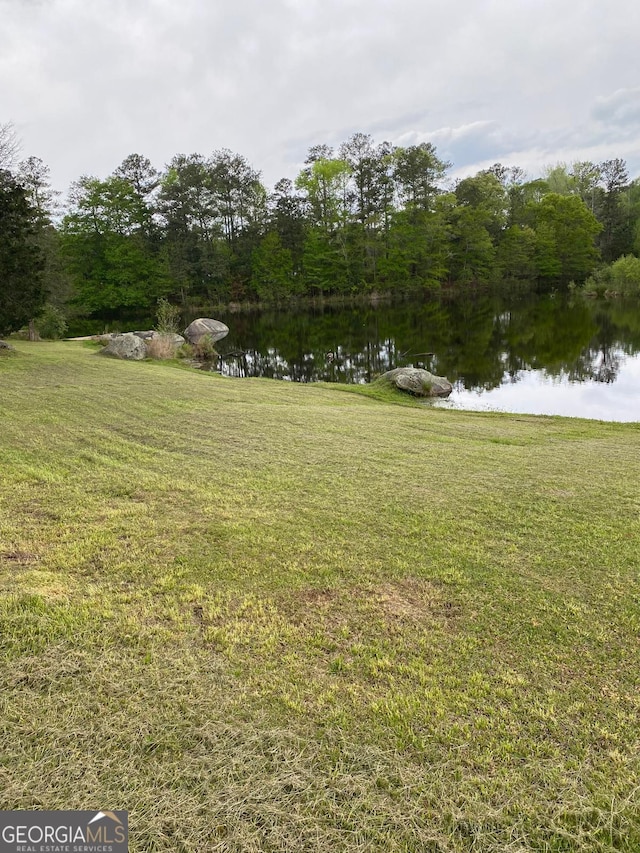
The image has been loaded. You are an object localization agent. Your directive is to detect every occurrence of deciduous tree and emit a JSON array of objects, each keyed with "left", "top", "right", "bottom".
[
  {"left": 0, "top": 122, "right": 20, "bottom": 171},
  {"left": 532, "top": 193, "right": 601, "bottom": 283},
  {"left": 62, "top": 175, "right": 168, "bottom": 313}
]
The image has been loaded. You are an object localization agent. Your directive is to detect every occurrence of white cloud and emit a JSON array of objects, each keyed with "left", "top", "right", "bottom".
[
  {"left": 0, "top": 0, "right": 639, "bottom": 193},
  {"left": 592, "top": 88, "right": 640, "bottom": 127}
]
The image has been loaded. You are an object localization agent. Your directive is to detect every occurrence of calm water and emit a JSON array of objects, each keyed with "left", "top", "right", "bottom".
[
  {"left": 211, "top": 294, "right": 640, "bottom": 422},
  {"left": 72, "top": 293, "right": 640, "bottom": 422}
]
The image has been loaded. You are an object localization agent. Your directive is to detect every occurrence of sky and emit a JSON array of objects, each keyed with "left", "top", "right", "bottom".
[{"left": 2, "top": 0, "right": 639, "bottom": 195}]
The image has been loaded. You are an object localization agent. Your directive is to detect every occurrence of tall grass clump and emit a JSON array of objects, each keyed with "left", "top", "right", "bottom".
[
  {"left": 192, "top": 333, "right": 218, "bottom": 361},
  {"left": 146, "top": 336, "right": 177, "bottom": 359}
]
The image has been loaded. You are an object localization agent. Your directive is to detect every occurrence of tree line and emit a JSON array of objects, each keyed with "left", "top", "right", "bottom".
[{"left": 1, "top": 120, "right": 639, "bottom": 334}]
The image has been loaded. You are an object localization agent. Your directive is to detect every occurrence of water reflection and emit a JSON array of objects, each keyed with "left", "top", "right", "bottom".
[
  {"left": 435, "top": 355, "right": 640, "bottom": 422},
  {"left": 68, "top": 292, "right": 640, "bottom": 421},
  {"left": 211, "top": 294, "right": 640, "bottom": 421}
]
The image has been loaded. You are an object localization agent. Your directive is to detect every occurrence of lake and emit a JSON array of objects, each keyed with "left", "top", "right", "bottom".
[
  {"left": 210, "top": 293, "right": 640, "bottom": 422},
  {"left": 70, "top": 291, "right": 640, "bottom": 422}
]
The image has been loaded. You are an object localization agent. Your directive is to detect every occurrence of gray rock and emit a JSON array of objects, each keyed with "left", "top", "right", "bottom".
[
  {"left": 381, "top": 367, "right": 452, "bottom": 398},
  {"left": 184, "top": 318, "right": 229, "bottom": 345},
  {"left": 133, "top": 330, "right": 156, "bottom": 340},
  {"left": 0, "top": 340, "right": 15, "bottom": 351},
  {"left": 101, "top": 333, "right": 147, "bottom": 360}
]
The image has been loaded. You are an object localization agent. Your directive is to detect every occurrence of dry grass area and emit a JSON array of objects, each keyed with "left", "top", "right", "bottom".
[
  {"left": 145, "top": 336, "right": 178, "bottom": 360},
  {"left": 0, "top": 341, "right": 639, "bottom": 851}
]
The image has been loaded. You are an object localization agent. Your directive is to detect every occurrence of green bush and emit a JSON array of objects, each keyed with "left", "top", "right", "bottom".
[
  {"left": 35, "top": 304, "right": 68, "bottom": 340},
  {"left": 585, "top": 256, "right": 640, "bottom": 297},
  {"left": 584, "top": 267, "right": 611, "bottom": 297},
  {"left": 192, "top": 334, "right": 218, "bottom": 361},
  {"left": 176, "top": 343, "right": 194, "bottom": 359},
  {"left": 609, "top": 255, "right": 640, "bottom": 295},
  {"left": 155, "top": 298, "right": 182, "bottom": 335}
]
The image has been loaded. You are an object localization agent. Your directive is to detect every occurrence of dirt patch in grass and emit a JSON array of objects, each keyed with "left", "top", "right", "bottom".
[
  {"left": 283, "top": 577, "right": 460, "bottom": 628},
  {"left": 1, "top": 550, "right": 38, "bottom": 565},
  {"left": 375, "top": 578, "right": 461, "bottom": 620}
]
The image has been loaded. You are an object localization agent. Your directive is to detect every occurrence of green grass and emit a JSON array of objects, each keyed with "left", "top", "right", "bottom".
[{"left": 1, "top": 341, "right": 639, "bottom": 852}]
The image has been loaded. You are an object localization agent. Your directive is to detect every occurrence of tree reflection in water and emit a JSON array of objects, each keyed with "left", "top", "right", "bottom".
[{"left": 210, "top": 293, "right": 640, "bottom": 395}]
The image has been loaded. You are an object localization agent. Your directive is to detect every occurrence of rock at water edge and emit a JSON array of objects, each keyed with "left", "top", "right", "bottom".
[
  {"left": 184, "top": 318, "right": 229, "bottom": 345},
  {"left": 381, "top": 367, "right": 452, "bottom": 398}
]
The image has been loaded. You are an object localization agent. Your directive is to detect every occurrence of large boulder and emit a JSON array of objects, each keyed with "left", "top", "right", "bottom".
[
  {"left": 0, "top": 340, "right": 16, "bottom": 352},
  {"left": 101, "top": 333, "right": 147, "bottom": 360},
  {"left": 381, "top": 367, "right": 453, "bottom": 398},
  {"left": 184, "top": 318, "right": 229, "bottom": 345}
]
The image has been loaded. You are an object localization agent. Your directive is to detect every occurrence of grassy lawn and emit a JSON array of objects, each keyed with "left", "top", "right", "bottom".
[{"left": 1, "top": 341, "right": 639, "bottom": 852}]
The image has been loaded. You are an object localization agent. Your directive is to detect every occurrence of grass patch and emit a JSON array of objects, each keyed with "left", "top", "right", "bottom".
[
  {"left": 1, "top": 341, "right": 639, "bottom": 851},
  {"left": 326, "top": 375, "right": 422, "bottom": 407}
]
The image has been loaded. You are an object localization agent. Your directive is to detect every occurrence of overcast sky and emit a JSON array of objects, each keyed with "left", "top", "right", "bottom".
[{"left": 2, "top": 0, "right": 639, "bottom": 194}]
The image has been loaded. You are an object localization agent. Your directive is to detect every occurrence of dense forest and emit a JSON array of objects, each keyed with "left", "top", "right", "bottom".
[{"left": 1, "top": 120, "right": 640, "bottom": 335}]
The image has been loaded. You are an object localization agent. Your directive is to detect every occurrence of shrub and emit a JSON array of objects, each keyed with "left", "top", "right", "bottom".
[
  {"left": 13, "top": 327, "right": 34, "bottom": 340},
  {"left": 35, "top": 304, "right": 68, "bottom": 339},
  {"left": 192, "top": 334, "right": 218, "bottom": 361},
  {"left": 584, "top": 267, "right": 612, "bottom": 297},
  {"left": 155, "top": 298, "right": 181, "bottom": 335},
  {"left": 609, "top": 255, "right": 640, "bottom": 295},
  {"left": 585, "top": 256, "right": 640, "bottom": 297},
  {"left": 146, "top": 335, "right": 177, "bottom": 360},
  {"left": 176, "top": 343, "right": 194, "bottom": 359}
]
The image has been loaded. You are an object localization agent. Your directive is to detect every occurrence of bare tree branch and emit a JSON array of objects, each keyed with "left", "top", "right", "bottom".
[{"left": 0, "top": 122, "right": 21, "bottom": 171}]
